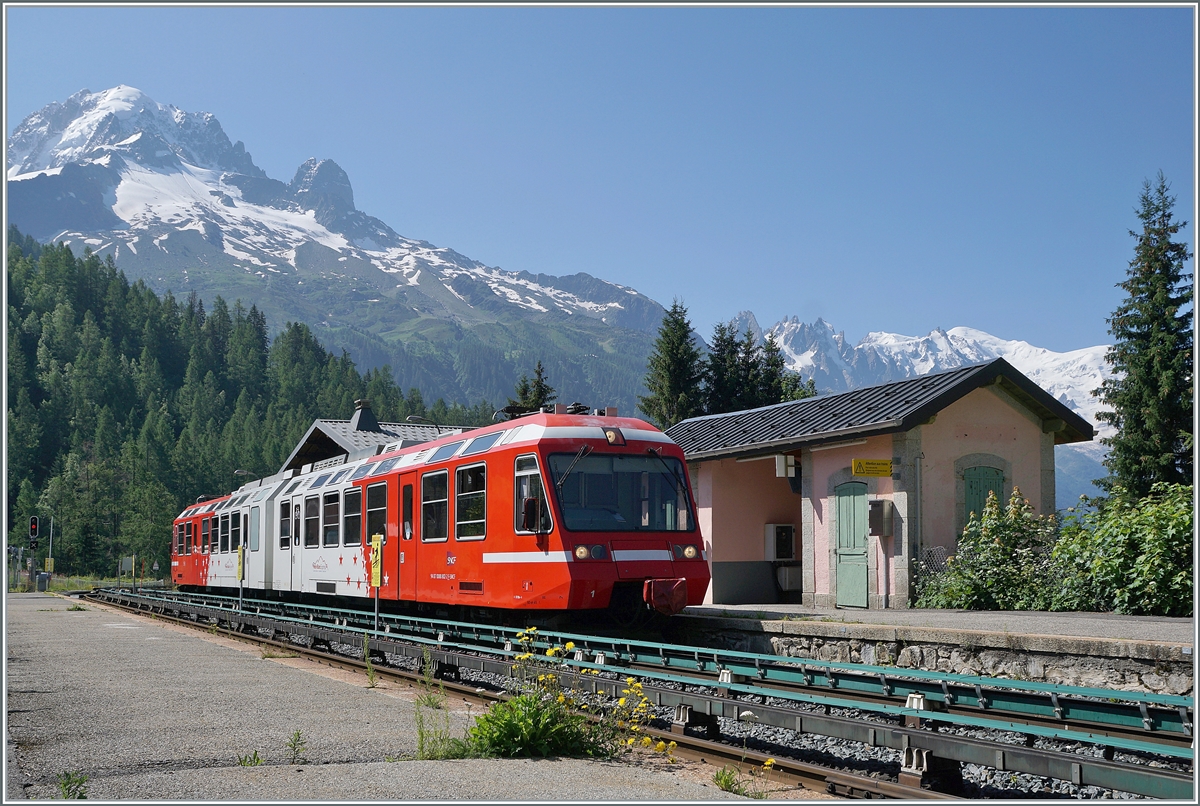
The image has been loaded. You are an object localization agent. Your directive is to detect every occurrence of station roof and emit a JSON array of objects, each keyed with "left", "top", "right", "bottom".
[
  {"left": 666, "top": 358, "right": 1094, "bottom": 462},
  {"left": 280, "top": 419, "right": 470, "bottom": 472}
]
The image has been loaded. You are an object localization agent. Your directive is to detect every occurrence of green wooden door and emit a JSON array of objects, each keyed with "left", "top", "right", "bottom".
[
  {"left": 835, "top": 482, "right": 868, "bottom": 608},
  {"left": 964, "top": 466, "right": 1004, "bottom": 523}
]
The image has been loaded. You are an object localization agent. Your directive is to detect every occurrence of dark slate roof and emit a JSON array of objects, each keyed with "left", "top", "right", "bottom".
[
  {"left": 280, "top": 420, "right": 471, "bottom": 472},
  {"left": 666, "top": 358, "right": 1094, "bottom": 461}
]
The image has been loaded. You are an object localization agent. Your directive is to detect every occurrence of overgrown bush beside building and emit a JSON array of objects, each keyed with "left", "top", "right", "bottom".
[{"left": 916, "top": 484, "right": 1193, "bottom": 617}]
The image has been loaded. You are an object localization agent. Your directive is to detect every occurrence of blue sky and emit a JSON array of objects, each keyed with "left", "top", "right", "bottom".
[{"left": 5, "top": 5, "right": 1195, "bottom": 353}]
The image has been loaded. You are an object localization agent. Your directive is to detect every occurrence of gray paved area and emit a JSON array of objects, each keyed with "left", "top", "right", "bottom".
[
  {"left": 683, "top": 604, "right": 1195, "bottom": 646},
  {"left": 4, "top": 593, "right": 750, "bottom": 801}
]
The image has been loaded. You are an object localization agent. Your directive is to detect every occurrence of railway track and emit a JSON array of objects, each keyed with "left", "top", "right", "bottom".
[{"left": 85, "top": 588, "right": 1193, "bottom": 799}]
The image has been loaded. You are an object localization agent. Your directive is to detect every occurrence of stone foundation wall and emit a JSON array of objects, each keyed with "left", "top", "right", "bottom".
[
  {"left": 672, "top": 619, "right": 1194, "bottom": 697},
  {"left": 769, "top": 634, "right": 1193, "bottom": 696}
]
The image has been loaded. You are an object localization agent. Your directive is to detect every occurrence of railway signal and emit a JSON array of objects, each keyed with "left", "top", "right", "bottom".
[{"left": 29, "top": 516, "right": 39, "bottom": 539}]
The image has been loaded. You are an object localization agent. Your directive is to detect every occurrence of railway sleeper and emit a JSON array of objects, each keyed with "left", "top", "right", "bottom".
[
  {"left": 899, "top": 747, "right": 965, "bottom": 794},
  {"left": 670, "top": 704, "right": 721, "bottom": 740},
  {"left": 435, "top": 660, "right": 461, "bottom": 682}
]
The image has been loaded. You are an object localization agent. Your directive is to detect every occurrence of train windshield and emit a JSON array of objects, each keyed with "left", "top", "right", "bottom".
[{"left": 547, "top": 452, "right": 694, "bottom": 532}]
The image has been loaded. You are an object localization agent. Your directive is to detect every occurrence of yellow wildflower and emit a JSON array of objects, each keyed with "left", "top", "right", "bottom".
[
  {"left": 626, "top": 738, "right": 635, "bottom": 746},
  {"left": 626, "top": 677, "right": 636, "bottom": 685},
  {"left": 618, "top": 698, "right": 627, "bottom": 706},
  {"left": 763, "top": 759, "right": 775, "bottom": 768},
  {"left": 655, "top": 741, "right": 667, "bottom": 753},
  {"left": 557, "top": 694, "right": 565, "bottom": 704},
  {"left": 668, "top": 741, "right": 677, "bottom": 750},
  {"left": 538, "top": 675, "right": 546, "bottom": 682},
  {"left": 640, "top": 736, "right": 653, "bottom": 747},
  {"left": 565, "top": 641, "right": 575, "bottom": 651}
]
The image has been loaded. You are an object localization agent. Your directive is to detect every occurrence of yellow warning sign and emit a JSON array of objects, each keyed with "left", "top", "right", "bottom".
[
  {"left": 237, "top": 545, "right": 244, "bottom": 580},
  {"left": 370, "top": 534, "right": 383, "bottom": 588},
  {"left": 852, "top": 459, "right": 893, "bottom": 477},
  {"left": 44, "top": 557, "right": 54, "bottom": 573}
]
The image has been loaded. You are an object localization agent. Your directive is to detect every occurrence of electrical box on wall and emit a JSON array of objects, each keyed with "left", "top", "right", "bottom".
[
  {"left": 764, "top": 524, "right": 795, "bottom": 561},
  {"left": 869, "top": 499, "right": 894, "bottom": 537}
]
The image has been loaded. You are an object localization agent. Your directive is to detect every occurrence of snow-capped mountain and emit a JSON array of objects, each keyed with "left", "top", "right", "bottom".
[
  {"left": 6, "top": 86, "right": 664, "bottom": 409},
  {"left": 7, "top": 86, "right": 660, "bottom": 332},
  {"left": 734, "top": 312, "right": 1112, "bottom": 507}
]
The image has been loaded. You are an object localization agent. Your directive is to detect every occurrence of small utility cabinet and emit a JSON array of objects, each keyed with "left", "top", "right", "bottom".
[{"left": 869, "top": 499, "right": 894, "bottom": 537}]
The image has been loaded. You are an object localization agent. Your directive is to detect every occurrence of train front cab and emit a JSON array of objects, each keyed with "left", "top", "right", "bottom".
[{"left": 538, "top": 430, "right": 707, "bottom": 619}]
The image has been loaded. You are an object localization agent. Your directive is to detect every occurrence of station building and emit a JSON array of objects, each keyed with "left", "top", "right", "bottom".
[{"left": 665, "top": 358, "right": 1093, "bottom": 609}]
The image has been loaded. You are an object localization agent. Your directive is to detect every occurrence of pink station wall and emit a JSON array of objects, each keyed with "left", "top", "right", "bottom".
[{"left": 693, "top": 385, "right": 1051, "bottom": 605}]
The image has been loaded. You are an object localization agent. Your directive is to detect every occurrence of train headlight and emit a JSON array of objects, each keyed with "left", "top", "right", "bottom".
[
  {"left": 682, "top": 544, "right": 699, "bottom": 560},
  {"left": 574, "top": 545, "right": 590, "bottom": 560},
  {"left": 589, "top": 544, "right": 607, "bottom": 560}
]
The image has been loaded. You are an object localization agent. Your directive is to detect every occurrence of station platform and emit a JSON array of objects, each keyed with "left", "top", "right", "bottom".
[
  {"left": 674, "top": 604, "right": 1194, "bottom": 697},
  {"left": 683, "top": 603, "right": 1195, "bottom": 645}
]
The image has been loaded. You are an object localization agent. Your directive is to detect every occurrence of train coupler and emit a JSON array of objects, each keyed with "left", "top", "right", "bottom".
[{"left": 643, "top": 578, "right": 688, "bottom": 616}]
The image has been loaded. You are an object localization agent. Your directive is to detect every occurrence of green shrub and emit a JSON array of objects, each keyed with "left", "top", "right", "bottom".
[
  {"left": 918, "top": 483, "right": 1194, "bottom": 616},
  {"left": 1051, "top": 483, "right": 1193, "bottom": 616},
  {"left": 466, "top": 629, "right": 620, "bottom": 759},
  {"left": 916, "top": 487, "right": 1056, "bottom": 610}
]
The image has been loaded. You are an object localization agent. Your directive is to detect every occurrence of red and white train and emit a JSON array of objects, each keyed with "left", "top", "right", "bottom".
[{"left": 170, "top": 409, "right": 709, "bottom": 624}]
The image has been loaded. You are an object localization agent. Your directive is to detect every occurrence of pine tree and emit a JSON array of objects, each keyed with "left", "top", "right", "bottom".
[
  {"left": 703, "top": 321, "right": 741, "bottom": 415},
  {"left": 638, "top": 300, "right": 704, "bottom": 429},
  {"left": 510, "top": 360, "right": 557, "bottom": 410},
  {"left": 1094, "top": 172, "right": 1194, "bottom": 497}
]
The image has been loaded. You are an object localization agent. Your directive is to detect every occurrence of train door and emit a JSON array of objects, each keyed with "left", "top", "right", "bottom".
[
  {"left": 290, "top": 497, "right": 303, "bottom": 591},
  {"left": 398, "top": 473, "right": 417, "bottom": 602}
]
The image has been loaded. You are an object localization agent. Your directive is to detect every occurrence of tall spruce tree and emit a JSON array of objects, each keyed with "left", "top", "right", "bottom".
[
  {"left": 638, "top": 300, "right": 703, "bottom": 428},
  {"left": 510, "top": 360, "right": 557, "bottom": 410},
  {"left": 702, "top": 321, "right": 741, "bottom": 415},
  {"left": 1093, "top": 172, "right": 1194, "bottom": 497}
]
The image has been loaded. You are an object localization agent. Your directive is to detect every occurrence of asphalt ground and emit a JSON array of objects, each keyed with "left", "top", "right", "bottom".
[{"left": 4, "top": 592, "right": 769, "bottom": 802}]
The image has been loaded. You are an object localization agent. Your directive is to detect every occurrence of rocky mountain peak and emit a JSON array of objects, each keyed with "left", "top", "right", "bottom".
[{"left": 288, "top": 158, "right": 355, "bottom": 225}]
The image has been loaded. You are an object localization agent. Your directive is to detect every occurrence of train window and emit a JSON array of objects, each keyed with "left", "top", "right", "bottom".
[
  {"left": 173, "top": 525, "right": 180, "bottom": 556},
  {"left": 279, "top": 502, "right": 290, "bottom": 550},
  {"left": 201, "top": 517, "right": 210, "bottom": 553},
  {"left": 311, "top": 473, "right": 331, "bottom": 490},
  {"left": 455, "top": 464, "right": 486, "bottom": 540},
  {"left": 219, "top": 514, "right": 230, "bottom": 553},
  {"left": 304, "top": 496, "right": 320, "bottom": 548},
  {"left": 402, "top": 485, "right": 413, "bottom": 540},
  {"left": 370, "top": 457, "right": 401, "bottom": 477},
  {"left": 343, "top": 488, "right": 362, "bottom": 546},
  {"left": 514, "top": 454, "right": 552, "bottom": 534},
  {"left": 366, "top": 482, "right": 388, "bottom": 545},
  {"left": 421, "top": 471, "right": 448, "bottom": 542},
  {"left": 349, "top": 462, "right": 376, "bottom": 481},
  {"left": 322, "top": 492, "right": 340, "bottom": 547},
  {"left": 429, "top": 441, "right": 464, "bottom": 464},
  {"left": 285, "top": 480, "right": 303, "bottom": 495},
  {"left": 462, "top": 432, "right": 502, "bottom": 457},
  {"left": 547, "top": 453, "right": 695, "bottom": 533},
  {"left": 249, "top": 507, "right": 260, "bottom": 551},
  {"left": 329, "top": 469, "right": 350, "bottom": 485},
  {"left": 253, "top": 488, "right": 269, "bottom": 502},
  {"left": 231, "top": 511, "right": 241, "bottom": 552}
]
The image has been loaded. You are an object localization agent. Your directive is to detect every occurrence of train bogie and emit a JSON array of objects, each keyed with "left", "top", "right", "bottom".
[{"left": 171, "top": 412, "right": 710, "bottom": 623}]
